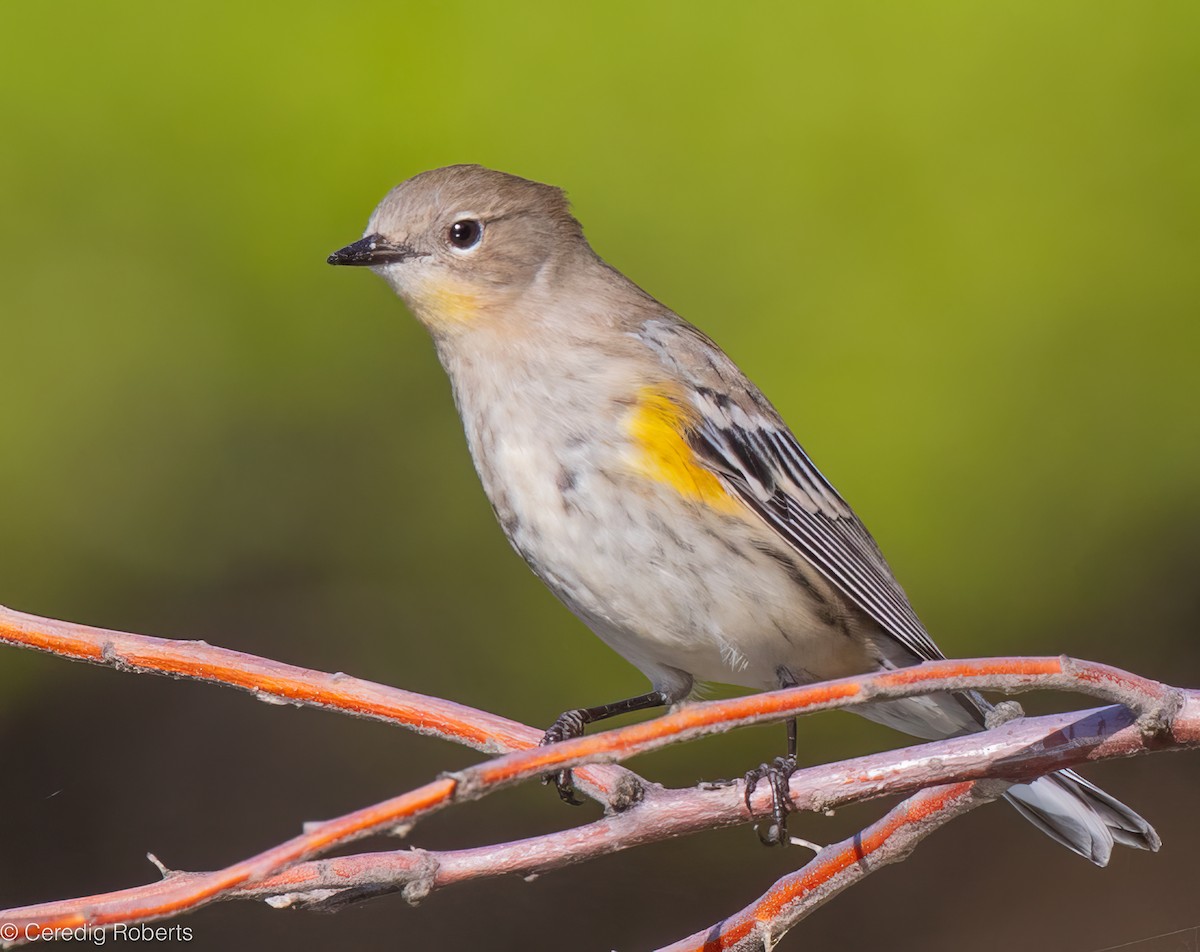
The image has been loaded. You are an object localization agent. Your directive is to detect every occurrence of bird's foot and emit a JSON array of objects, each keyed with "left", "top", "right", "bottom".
[
  {"left": 744, "top": 754, "right": 799, "bottom": 846},
  {"left": 538, "top": 709, "right": 589, "bottom": 806}
]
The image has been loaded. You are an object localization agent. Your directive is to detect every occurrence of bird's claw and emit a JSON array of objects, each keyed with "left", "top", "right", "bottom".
[
  {"left": 744, "top": 754, "right": 799, "bottom": 846},
  {"left": 539, "top": 709, "right": 589, "bottom": 806},
  {"left": 541, "top": 769, "right": 585, "bottom": 805}
]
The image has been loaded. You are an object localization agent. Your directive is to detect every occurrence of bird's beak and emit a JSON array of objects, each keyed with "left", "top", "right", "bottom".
[{"left": 327, "top": 234, "right": 419, "bottom": 267}]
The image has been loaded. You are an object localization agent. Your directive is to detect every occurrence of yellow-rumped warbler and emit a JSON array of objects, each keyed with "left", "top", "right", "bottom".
[{"left": 328, "top": 164, "right": 1157, "bottom": 861}]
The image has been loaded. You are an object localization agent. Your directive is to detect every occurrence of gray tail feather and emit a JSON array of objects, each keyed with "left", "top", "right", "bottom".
[
  {"left": 856, "top": 689, "right": 1160, "bottom": 865},
  {"left": 1003, "top": 769, "right": 1160, "bottom": 866}
]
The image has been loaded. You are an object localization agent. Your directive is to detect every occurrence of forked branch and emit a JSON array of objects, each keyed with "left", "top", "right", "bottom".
[{"left": 1, "top": 604, "right": 1195, "bottom": 950}]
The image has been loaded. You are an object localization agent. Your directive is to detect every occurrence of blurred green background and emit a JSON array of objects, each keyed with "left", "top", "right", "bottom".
[{"left": 2, "top": 2, "right": 1198, "bottom": 949}]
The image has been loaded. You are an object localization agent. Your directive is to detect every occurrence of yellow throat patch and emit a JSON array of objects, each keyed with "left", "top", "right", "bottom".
[
  {"left": 410, "top": 276, "right": 482, "bottom": 329},
  {"left": 626, "top": 387, "right": 740, "bottom": 513}
]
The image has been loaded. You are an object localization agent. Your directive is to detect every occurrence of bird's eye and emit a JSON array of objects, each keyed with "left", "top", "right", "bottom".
[{"left": 448, "top": 219, "right": 483, "bottom": 250}]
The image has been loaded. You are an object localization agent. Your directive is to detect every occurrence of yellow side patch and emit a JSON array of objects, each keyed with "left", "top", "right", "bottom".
[{"left": 627, "top": 387, "right": 741, "bottom": 513}]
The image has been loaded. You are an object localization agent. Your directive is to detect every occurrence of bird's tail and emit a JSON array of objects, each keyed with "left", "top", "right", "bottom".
[
  {"left": 858, "top": 690, "right": 1160, "bottom": 865},
  {"left": 1003, "top": 769, "right": 1160, "bottom": 866}
]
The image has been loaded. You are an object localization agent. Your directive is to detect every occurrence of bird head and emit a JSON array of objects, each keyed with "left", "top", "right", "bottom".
[{"left": 328, "top": 165, "right": 586, "bottom": 336}]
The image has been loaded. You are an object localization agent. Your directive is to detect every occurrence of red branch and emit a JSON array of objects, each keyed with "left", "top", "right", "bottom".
[
  {"left": 0, "top": 604, "right": 1195, "bottom": 950},
  {"left": 659, "top": 781, "right": 1000, "bottom": 952},
  {"left": 0, "top": 605, "right": 636, "bottom": 806},
  {"left": 220, "top": 698, "right": 1199, "bottom": 912}
]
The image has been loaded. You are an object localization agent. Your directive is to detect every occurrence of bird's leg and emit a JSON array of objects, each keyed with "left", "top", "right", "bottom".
[
  {"left": 743, "top": 716, "right": 800, "bottom": 845},
  {"left": 744, "top": 668, "right": 802, "bottom": 846},
  {"left": 539, "top": 690, "right": 669, "bottom": 805}
]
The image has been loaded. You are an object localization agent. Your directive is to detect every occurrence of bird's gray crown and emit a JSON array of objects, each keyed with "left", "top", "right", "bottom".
[{"left": 367, "top": 164, "right": 582, "bottom": 244}]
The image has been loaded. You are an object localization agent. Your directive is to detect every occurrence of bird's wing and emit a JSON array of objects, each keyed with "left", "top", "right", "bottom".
[{"left": 638, "top": 318, "right": 945, "bottom": 664}]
